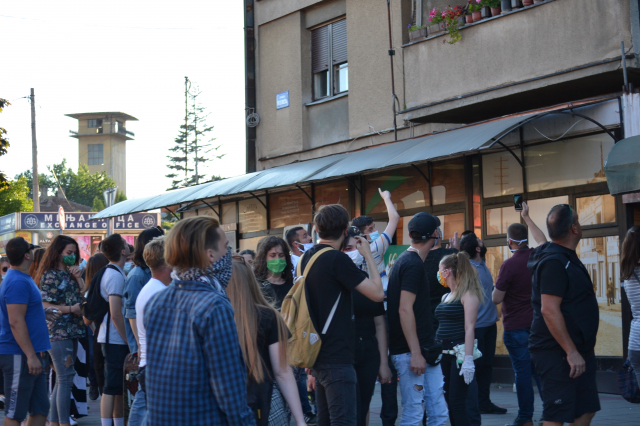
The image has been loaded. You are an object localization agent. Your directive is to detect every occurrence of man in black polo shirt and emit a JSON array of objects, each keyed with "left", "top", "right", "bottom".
[
  {"left": 528, "top": 204, "right": 600, "bottom": 426},
  {"left": 303, "top": 204, "right": 384, "bottom": 426},
  {"left": 387, "top": 212, "right": 448, "bottom": 426}
]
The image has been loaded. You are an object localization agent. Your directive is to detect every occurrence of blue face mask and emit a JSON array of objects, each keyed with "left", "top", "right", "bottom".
[
  {"left": 123, "top": 262, "right": 134, "bottom": 274},
  {"left": 369, "top": 231, "right": 380, "bottom": 242}
]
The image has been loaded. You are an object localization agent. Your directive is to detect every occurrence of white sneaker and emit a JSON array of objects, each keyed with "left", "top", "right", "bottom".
[{"left": 69, "top": 417, "right": 78, "bottom": 426}]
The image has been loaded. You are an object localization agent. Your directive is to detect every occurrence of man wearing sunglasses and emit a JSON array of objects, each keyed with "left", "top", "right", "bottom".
[{"left": 0, "top": 238, "right": 50, "bottom": 426}]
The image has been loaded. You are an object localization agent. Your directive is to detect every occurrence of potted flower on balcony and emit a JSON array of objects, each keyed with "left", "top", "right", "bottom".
[
  {"left": 482, "top": 0, "right": 501, "bottom": 16},
  {"left": 468, "top": 0, "right": 483, "bottom": 22},
  {"left": 408, "top": 24, "right": 428, "bottom": 42},
  {"left": 443, "top": 5, "right": 465, "bottom": 44},
  {"left": 427, "top": 7, "right": 446, "bottom": 36}
]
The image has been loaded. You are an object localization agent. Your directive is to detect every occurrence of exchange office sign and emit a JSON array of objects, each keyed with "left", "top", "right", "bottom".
[{"left": 20, "top": 212, "right": 158, "bottom": 231}]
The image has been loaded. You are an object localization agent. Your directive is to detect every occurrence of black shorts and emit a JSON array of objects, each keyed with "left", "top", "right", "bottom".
[
  {"left": 101, "top": 343, "right": 130, "bottom": 396},
  {"left": 531, "top": 348, "right": 601, "bottom": 423}
]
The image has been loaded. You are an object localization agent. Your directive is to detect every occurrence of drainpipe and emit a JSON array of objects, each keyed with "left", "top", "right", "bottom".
[
  {"left": 386, "top": 0, "right": 398, "bottom": 141},
  {"left": 245, "top": 0, "right": 257, "bottom": 172}
]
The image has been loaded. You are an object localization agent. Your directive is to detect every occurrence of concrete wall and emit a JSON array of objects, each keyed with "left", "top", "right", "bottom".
[
  {"left": 78, "top": 135, "right": 127, "bottom": 194},
  {"left": 308, "top": 95, "right": 349, "bottom": 148},
  {"left": 402, "top": 0, "right": 633, "bottom": 119}
]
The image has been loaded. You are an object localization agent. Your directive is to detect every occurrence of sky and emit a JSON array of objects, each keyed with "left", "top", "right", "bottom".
[{"left": 0, "top": 0, "right": 246, "bottom": 200}]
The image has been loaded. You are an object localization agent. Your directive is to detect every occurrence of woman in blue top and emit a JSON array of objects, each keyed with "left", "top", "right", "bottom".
[{"left": 36, "top": 235, "right": 86, "bottom": 426}]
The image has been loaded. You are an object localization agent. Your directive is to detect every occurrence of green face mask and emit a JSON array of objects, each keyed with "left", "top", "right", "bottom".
[
  {"left": 266, "top": 258, "right": 287, "bottom": 274},
  {"left": 62, "top": 254, "right": 76, "bottom": 267}
]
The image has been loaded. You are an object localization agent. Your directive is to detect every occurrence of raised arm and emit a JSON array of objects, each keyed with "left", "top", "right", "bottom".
[
  {"left": 380, "top": 189, "right": 400, "bottom": 240},
  {"left": 521, "top": 202, "right": 547, "bottom": 246}
]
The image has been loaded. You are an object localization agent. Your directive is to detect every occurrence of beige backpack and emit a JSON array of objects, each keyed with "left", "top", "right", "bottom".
[{"left": 281, "top": 247, "right": 341, "bottom": 368}]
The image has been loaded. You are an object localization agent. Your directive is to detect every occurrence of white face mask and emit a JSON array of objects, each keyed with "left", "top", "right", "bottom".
[
  {"left": 297, "top": 242, "right": 314, "bottom": 253},
  {"left": 506, "top": 238, "right": 528, "bottom": 252},
  {"left": 123, "top": 262, "right": 134, "bottom": 274},
  {"left": 345, "top": 249, "right": 364, "bottom": 267}
]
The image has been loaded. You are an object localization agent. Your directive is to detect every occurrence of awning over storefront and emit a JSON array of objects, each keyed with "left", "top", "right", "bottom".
[
  {"left": 604, "top": 135, "right": 640, "bottom": 195},
  {"left": 89, "top": 110, "right": 569, "bottom": 219}
]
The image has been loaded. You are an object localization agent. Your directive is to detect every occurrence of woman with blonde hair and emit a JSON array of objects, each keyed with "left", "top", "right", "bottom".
[
  {"left": 227, "top": 255, "right": 306, "bottom": 426},
  {"left": 435, "top": 252, "right": 485, "bottom": 426}
]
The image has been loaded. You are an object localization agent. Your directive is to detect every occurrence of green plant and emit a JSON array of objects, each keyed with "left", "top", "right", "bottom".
[
  {"left": 443, "top": 5, "right": 465, "bottom": 44},
  {"left": 467, "top": 0, "right": 482, "bottom": 12},
  {"left": 428, "top": 7, "right": 446, "bottom": 25},
  {"left": 407, "top": 24, "right": 427, "bottom": 33},
  {"left": 482, "top": 0, "right": 501, "bottom": 6}
]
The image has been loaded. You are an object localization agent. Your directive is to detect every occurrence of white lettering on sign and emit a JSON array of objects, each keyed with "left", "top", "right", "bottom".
[{"left": 45, "top": 214, "right": 53, "bottom": 222}]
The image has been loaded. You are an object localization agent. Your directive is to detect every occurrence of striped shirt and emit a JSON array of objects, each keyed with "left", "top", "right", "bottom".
[
  {"left": 362, "top": 232, "right": 392, "bottom": 291},
  {"left": 624, "top": 266, "right": 640, "bottom": 351},
  {"left": 435, "top": 299, "right": 466, "bottom": 344}
]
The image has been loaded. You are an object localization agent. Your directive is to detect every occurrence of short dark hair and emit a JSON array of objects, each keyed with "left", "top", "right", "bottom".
[
  {"left": 507, "top": 223, "right": 528, "bottom": 242},
  {"left": 6, "top": 237, "right": 32, "bottom": 266},
  {"left": 238, "top": 249, "right": 256, "bottom": 259},
  {"left": 351, "top": 216, "right": 374, "bottom": 233},
  {"left": 314, "top": 204, "right": 349, "bottom": 240},
  {"left": 460, "top": 230, "right": 475, "bottom": 238},
  {"left": 285, "top": 227, "right": 305, "bottom": 249},
  {"left": 459, "top": 233, "right": 479, "bottom": 258},
  {"left": 546, "top": 204, "right": 575, "bottom": 240},
  {"left": 133, "top": 227, "right": 165, "bottom": 268},
  {"left": 101, "top": 233, "right": 126, "bottom": 262}
]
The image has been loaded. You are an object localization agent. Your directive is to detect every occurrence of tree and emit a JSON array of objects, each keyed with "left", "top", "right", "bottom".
[
  {"left": 0, "top": 177, "right": 33, "bottom": 216},
  {"left": 92, "top": 196, "right": 106, "bottom": 212},
  {"left": 16, "top": 159, "right": 118, "bottom": 208},
  {"left": 0, "top": 98, "right": 12, "bottom": 190},
  {"left": 165, "top": 79, "right": 225, "bottom": 190}
]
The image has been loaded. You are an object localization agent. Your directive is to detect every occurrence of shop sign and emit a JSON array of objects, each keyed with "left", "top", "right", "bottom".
[
  {"left": 0, "top": 213, "right": 16, "bottom": 235},
  {"left": 20, "top": 212, "right": 158, "bottom": 230}
]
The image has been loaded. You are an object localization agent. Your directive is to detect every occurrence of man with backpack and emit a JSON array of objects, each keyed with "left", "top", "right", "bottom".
[
  {"left": 295, "top": 204, "right": 384, "bottom": 425},
  {"left": 87, "top": 233, "right": 130, "bottom": 426}
]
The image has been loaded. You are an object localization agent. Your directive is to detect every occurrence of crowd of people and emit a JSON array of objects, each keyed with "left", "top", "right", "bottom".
[{"left": 1, "top": 191, "right": 640, "bottom": 426}]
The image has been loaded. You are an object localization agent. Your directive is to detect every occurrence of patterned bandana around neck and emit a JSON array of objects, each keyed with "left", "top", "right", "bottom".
[{"left": 173, "top": 247, "right": 233, "bottom": 291}]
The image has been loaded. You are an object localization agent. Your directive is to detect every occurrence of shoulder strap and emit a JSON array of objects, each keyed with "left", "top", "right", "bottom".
[
  {"left": 322, "top": 292, "right": 341, "bottom": 334},
  {"left": 299, "top": 247, "right": 334, "bottom": 278}
]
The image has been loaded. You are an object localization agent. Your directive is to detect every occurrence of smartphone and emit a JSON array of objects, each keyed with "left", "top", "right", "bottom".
[{"left": 513, "top": 194, "right": 524, "bottom": 211}]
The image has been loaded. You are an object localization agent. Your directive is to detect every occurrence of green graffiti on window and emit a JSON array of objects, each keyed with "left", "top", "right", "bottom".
[{"left": 364, "top": 174, "right": 409, "bottom": 214}]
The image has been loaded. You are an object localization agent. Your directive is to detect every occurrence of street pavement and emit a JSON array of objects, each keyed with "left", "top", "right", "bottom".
[{"left": 2, "top": 383, "right": 639, "bottom": 425}]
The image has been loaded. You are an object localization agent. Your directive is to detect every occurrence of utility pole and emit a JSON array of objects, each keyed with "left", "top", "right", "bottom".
[{"left": 31, "top": 88, "right": 40, "bottom": 213}]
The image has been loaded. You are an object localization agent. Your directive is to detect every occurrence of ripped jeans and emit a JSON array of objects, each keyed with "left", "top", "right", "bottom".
[
  {"left": 392, "top": 352, "right": 448, "bottom": 426},
  {"left": 48, "top": 339, "right": 78, "bottom": 423}
]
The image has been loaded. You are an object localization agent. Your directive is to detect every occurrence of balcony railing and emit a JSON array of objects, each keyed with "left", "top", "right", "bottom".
[{"left": 69, "top": 128, "right": 134, "bottom": 138}]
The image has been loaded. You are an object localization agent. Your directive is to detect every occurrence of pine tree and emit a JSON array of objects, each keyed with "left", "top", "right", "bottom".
[{"left": 165, "top": 79, "right": 224, "bottom": 189}]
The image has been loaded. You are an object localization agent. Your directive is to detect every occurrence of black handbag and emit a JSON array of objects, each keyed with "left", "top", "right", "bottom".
[{"left": 421, "top": 339, "right": 444, "bottom": 366}]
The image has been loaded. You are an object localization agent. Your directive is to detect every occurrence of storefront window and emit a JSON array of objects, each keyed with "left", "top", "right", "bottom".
[
  {"left": 437, "top": 213, "right": 465, "bottom": 240},
  {"left": 315, "top": 181, "right": 349, "bottom": 211},
  {"left": 431, "top": 159, "right": 466, "bottom": 205},
  {"left": 222, "top": 202, "right": 237, "bottom": 225},
  {"left": 525, "top": 134, "right": 614, "bottom": 192},
  {"left": 472, "top": 157, "right": 482, "bottom": 237},
  {"left": 526, "top": 196, "right": 568, "bottom": 246},
  {"left": 486, "top": 207, "right": 521, "bottom": 236},
  {"left": 269, "top": 190, "right": 313, "bottom": 229},
  {"left": 482, "top": 152, "right": 523, "bottom": 198},
  {"left": 485, "top": 245, "right": 512, "bottom": 356},
  {"left": 576, "top": 194, "right": 616, "bottom": 226},
  {"left": 364, "top": 167, "right": 429, "bottom": 215},
  {"left": 576, "top": 235, "right": 621, "bottom": 356},
  {"left": 239, "top": 197, "right": 267, "bottom": 233}
]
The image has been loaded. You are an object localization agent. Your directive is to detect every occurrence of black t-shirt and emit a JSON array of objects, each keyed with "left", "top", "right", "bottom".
[
  {"left": 529, "top": 243, "right": 599, "bottom": 352},
  {"left": 353, "top": 289, "right": 385, "bottom": 338},
  {"left": 423, "top": 247, "right": 456, "bottom": 326},
  {"left": 302, "top": 244, "right": 367, "bottom": 364},
  {"left": 387, "top": 250, "right": 435, "bottom": 355},
  {"left": 256, "top": 307, "right": 281, "bottom": 380},
  {"left": 260, "top": 280, "right": 293, "bottom": 312}
]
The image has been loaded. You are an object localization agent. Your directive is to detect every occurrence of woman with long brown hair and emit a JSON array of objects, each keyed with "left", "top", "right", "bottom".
[
  {"left": 622, "top": 226, "right": 640, "bottom": 380},
  {"left": 29, "top": 247, "right": 45, "bottom": 282},
  {"left": 227, "top": 256, "right": 306, "bottom": 426},
  {"left": 36, "top": 235, "right": 86, "bottom": 426},
  {"left": 436, "top": 252, "right": 484, "bottom": 426},
  {"left": 253, "top": 236, "right": 294, "bottom": 311}
]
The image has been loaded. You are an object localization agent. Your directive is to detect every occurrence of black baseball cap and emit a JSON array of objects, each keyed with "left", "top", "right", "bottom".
[{"left": 408, "top": 212, "right": 440, "bottom": 240}]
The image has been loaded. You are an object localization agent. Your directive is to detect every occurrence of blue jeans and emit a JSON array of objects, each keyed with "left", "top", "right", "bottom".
[
  {"left": 312, "top": 364, "right": 357, "bottom": 426},
  {"left": 48, "top": 339, "right": 78, "bottom": 423},
  {"left": 129, "top": 382, "right": 147, "bottom": 426},
  {"left": 293, "top": 367, "right": 313, "bottom": 414},
  {"left": 392, "top": 352, "right": 448, "bottom": 426},
  {"left": 503, "top": 328, "right": 543, "bottom": 420}
]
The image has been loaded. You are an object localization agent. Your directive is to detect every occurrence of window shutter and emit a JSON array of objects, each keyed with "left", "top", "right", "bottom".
[
  {"left": 331, "top": 19, "right": 347, "bottom": 65},
  {"left": 312, "top": 25, "right": 329, "bottom": 73}
]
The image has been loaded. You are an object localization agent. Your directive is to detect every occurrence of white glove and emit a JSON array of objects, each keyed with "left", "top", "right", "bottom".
[{"left": 459, "top": 355, "right": 475, "bottom": 385}]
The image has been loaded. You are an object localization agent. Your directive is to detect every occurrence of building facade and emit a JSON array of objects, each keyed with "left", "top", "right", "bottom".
[{"left": 66, "top": 111, "right": 138, "bottom": 195}]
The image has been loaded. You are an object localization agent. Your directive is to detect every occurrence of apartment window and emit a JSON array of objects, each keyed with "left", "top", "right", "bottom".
[
  {"left": 88, "top": 144, "right": 103, "bottom": 165},
  {"left": 88, "top": 119, "right": 103, "bottom": 128},
  {"left": 312, "top": 19, "right": 348, "bottom": 100}
]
